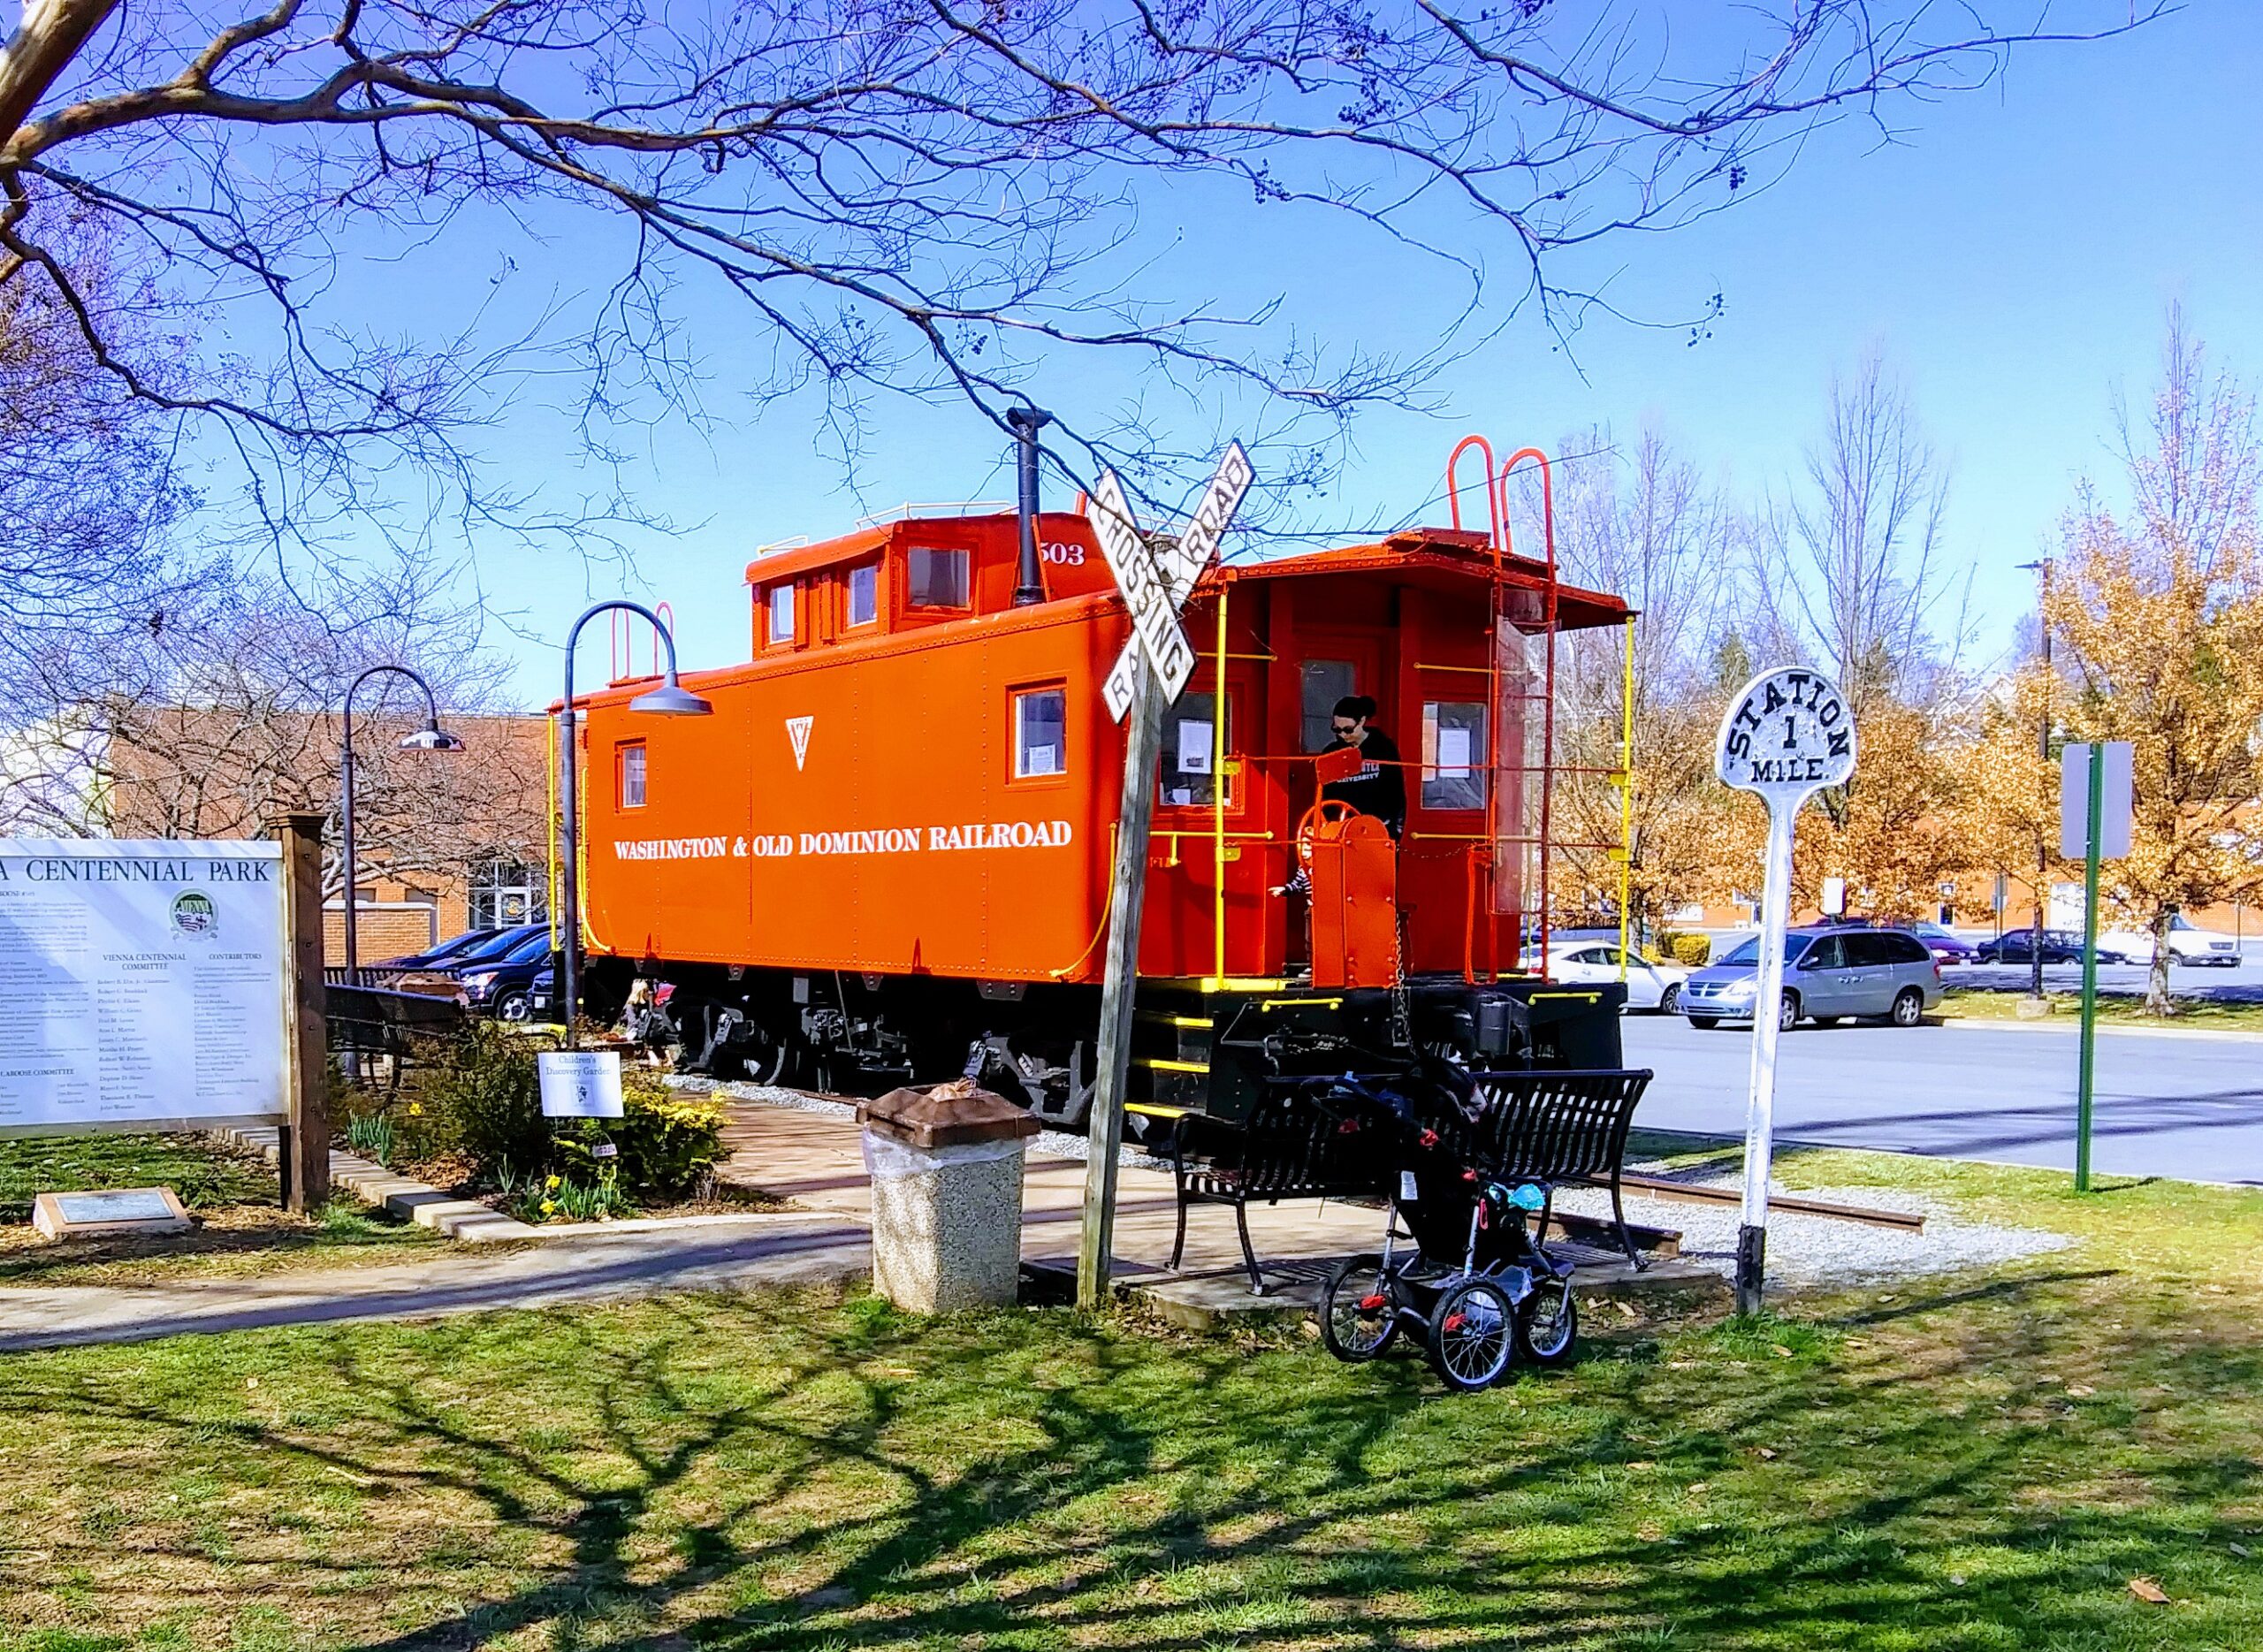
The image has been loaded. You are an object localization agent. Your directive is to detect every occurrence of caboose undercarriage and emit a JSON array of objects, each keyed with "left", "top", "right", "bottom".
[{"left": 589, "top": 955, "right": 1625, "bottom": 1133}]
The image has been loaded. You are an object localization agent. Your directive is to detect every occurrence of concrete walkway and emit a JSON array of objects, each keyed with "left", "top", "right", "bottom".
[
  {"left": 0, "top": 1213, "right": 871, "bottom": 1351},
  {"left": 0, "top": 1096, "right": 1690, "bottom": 1351}
]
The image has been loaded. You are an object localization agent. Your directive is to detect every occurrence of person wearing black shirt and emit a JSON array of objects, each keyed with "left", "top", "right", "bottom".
[
  {"left": 1272, "top": 695, "right": 1407, "bottom": 897},
  {"left": 1321, "top": 695, "right": 1406, "bottom": 839}
]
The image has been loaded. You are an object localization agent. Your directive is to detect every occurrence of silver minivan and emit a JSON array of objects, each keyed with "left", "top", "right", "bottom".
[{"left": 1680, "top": 925, "right": 1943, "bottom": 1030}]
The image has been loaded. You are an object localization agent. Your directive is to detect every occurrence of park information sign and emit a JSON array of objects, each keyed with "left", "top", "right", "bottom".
[
  {"left": 1715, "top": 669, "right": 1857, "bottom": 1313},
  {"left": 0, "top": 840, "right": 288, "bottom": 1131}
]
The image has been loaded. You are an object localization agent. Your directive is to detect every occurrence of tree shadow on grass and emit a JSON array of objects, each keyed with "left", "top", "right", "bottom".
[{"left": 16, "top": 1269, "right": 2263, "bottom": 1650}]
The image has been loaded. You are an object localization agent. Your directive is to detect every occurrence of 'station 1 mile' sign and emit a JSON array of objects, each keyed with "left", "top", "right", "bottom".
[{"left": 1714, "top": 667, "right": 1858, "bottom": 1314}]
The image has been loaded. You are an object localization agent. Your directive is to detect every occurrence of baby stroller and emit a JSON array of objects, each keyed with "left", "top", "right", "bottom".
[{"left": 1313, "top": 1067, "right": 1580, "bottom": 1391}]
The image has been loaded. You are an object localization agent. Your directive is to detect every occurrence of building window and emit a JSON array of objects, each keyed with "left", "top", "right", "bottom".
[
  {"left": 617, "top": 741, "right": 647, "bottom": 810},
  {"left": 1421, "top": 701, "right": 1487, "bottom": 810},
  {"left": 469, "top": 861, "right": 549, "bottom": 928},
  {"left": 767, "top": 583, "right": 796, "bottom": 643},
  {"left": 1013, "top": 688, "right": 1067, "bottom": 778},
  {"left": 847, "top": 563, "right": 879, "bottom": 627},
  {"left": 1160, "top": 691, "right": 1231, "bottom": 807},
  {"left": 906, "top": 546, "right": 970, "bottom": 609}
]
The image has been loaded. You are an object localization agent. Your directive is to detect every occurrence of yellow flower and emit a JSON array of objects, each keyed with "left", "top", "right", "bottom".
[
  {"left": 408, "top": 1103, "right": 423, "bottom": 1116},
  {"left": 545, "top": 1174, "right": 561, "bottom": 1191},
  {"left": 540, "top": 1199, "right": 556, "bottom": 1215}
]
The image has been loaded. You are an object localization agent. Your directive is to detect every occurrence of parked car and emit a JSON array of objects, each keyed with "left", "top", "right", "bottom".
[
  {"left": 1971, "top": 927, "right": 2126, "bottom": 966},
  {"left": 449, "top": 927, "right": 558, "bottom": 1021},
  {"left": 1519, "top": 941, "right": 1690, "bottom": 1013},
  {"left": 389, "top": 922, "right": 545, "bottom": 999},
  {"left": 1907, "top": 921, "right": 1978, "bottom": 964},
  {"left": 370, "top": 926, "right": 502, "bottom": 971},
  {"left": 2099, "top": 913, "right": 2242, "bottom": 968},
  {"left": 1680, "top": 925, "right": 1941, "bottom": 1030}
]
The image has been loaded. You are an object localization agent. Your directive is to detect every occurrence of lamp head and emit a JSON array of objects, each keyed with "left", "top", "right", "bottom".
[
  {"left": 629, "top": 676, "right": 713, "bottom": 717},
  {"left": 400, "top": 722, "right": 467, "bottom": 753}
]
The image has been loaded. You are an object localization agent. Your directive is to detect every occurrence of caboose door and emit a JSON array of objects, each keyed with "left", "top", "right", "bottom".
[
  {"left": 1285, "top": 635, "right": 1387, "bottom": 968},
  {"left": 1294, "top": 636, "right": 1387, "bottom": 756}
]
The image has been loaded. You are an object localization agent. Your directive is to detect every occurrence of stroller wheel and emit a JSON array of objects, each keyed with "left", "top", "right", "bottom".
[
  {"left": 1427, "top": 1276, "right": 1518, "bottom": 1391},
  {"left": 1515, "top": 1275, "right": 1579, "bottom": 1367},
  {"left": 1320, "top": 1253, "right": 1403, "bottom": 1362}
]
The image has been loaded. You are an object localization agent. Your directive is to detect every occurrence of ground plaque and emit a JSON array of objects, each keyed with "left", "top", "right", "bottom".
[{"left": 32, "top": 1185, "right": 193, "bottom": 1240}]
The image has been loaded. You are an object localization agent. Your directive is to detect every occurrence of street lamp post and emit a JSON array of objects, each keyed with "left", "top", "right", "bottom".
[
  {"left": 2018, "top": 558, "right": 2055, "bottom": 1001},
  {"left": 340, "top": 666, "right": 465, "bottom": 987},
  {"left": 557, "top": 601, "right": 712, "bottom": 1048}
]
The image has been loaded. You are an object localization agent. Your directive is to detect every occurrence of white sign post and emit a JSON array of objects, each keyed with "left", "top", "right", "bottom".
[
  {"left": 0, "top": 839, "right": 290, "bottom": 1132},
  {"left": 1714, "top": 668, "right": 1857, "bottom": 1314},
  {"left": 1079, "top": 445, "right": 1254, "bottom": 1311}
]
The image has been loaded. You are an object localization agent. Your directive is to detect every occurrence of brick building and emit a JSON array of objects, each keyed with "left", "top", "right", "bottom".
[{"left": 83, "top": 704, "right": 553, "bottom": 962}]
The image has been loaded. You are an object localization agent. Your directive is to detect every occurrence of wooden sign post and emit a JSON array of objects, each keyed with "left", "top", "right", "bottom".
[
  {"left": 273, "top": 811, "right": 331, "bottom": 1214},
  {"left": 1078, "top": 447, "right": 1253, "bottom": 1310},
  {"left": 1714, "top": 668, "right": 1855, "bottom": 1315}
]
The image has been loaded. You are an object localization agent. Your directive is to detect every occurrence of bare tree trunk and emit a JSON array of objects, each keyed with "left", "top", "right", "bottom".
[{"left": 2145, "top": 909, "right": 2175, "bottom": 1017}]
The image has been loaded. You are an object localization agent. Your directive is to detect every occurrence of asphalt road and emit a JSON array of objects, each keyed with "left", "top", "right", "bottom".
[{"left": 1619, "top": 1013, "right": 2263, "bottom": 1188}]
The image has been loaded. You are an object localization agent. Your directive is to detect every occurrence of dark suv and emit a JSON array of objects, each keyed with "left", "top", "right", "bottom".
[{"left": 1680, "top": 925, "right": 1943, "bottom": 1030}]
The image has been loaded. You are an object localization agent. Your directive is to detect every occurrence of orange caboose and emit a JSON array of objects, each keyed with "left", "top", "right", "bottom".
[{"left": 571, "top": 451, "right": 1632, "bottom": 1126}]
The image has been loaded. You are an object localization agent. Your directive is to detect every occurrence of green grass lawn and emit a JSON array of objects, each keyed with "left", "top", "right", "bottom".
[
  {"left": 1941, "top": 987, "right": 2263, "bottom": 1032},
  {"left": 4, "top": 1138, "right": 2262, "bottom": 1652},
  {"left": 0, "top": 1134, "right": 438, "bottom": 1287}
]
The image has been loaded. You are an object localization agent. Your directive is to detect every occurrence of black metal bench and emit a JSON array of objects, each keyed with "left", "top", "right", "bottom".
[
  {"left": 326, "top": 985, "right": 469, "bottom": 1090},
  {"left": 1165, "top": 1085, "right": 1389, "bottom": 1294},
  {"left": 1166, "top": 1065, "right": 1653, "bottom": 1292},
  {"left": 1434, "top": 1068, "right": 1657, "bottom": 1268}
]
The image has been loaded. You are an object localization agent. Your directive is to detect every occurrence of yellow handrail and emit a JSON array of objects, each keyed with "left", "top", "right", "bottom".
[{"left": 1619, "top": 614, "right": 1634, "bottom": 978}]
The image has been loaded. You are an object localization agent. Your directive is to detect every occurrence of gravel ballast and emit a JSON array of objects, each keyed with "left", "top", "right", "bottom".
[{"left": 1552, "top": 1174, "right": 2073, "bottom": 1289}]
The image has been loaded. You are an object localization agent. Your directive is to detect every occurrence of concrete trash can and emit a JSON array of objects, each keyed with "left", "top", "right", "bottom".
[{"left": 859, "top": 1079, "right": 1040, "bottom": 1313}]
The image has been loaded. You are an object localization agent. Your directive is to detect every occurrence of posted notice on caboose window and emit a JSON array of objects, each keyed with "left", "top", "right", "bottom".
[{"left": 0, "top": 841, "right": 288, "bottom": 1129}]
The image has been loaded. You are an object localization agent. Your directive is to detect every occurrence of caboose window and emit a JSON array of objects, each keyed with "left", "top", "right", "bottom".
[
  {"left": 847, "top": 563, "right": 879, "bottom": 627},
  {"left": 617, "top": 741, "right": 648, "bottom": 810},
  {"left": 1159, "top": 692, "right": 1231, "bottom": 807},
  {"left": 767, "top": 583, "right": 796, "bottom": 643},
  {"left": 1421, "top": 701, "right": 1488, "bottom": 811},
  {"left": 906, "top": 546, "right": 969, "bottom": 609},
  {"left": 1013, "top": 688, "right": 1066, "bottom": 778}
]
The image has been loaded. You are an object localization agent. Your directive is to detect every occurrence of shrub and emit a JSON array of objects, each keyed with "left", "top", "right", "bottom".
[
  {"left": 422, "top": 1022, "right": 550, "bottom": 1181},
  {"left": 1658, "top": 930, "right": 1712, "bottom": 967},
  {"left": 553, "top": 1077, "right": 728, "bottom": 1200},
  {"left": 414, "top": 1026, "right": 727, "bottom": 1201}
]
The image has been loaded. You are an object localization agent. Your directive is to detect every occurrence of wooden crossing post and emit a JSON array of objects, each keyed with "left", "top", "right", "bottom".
[
  {"left": 273, "top": 811, "right": 331, "bottom": 1214},
  {"left": 1079, "top": 669, "right": 1165, "bottom": 1309}
]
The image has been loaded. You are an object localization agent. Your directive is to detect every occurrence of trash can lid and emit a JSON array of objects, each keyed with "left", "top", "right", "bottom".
[{"left": 859, "top": 1078, "right": 1041, "bottom": 1149}]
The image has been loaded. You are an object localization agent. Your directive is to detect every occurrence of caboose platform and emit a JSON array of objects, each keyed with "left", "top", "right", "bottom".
[{"left": 706, "top": 1087, "right": 1726, "bottom": 1329}]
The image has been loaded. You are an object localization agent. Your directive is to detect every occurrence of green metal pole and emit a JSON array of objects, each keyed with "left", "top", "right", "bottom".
[{"left": 2076, "top": 745, "right": 2105, "bottom": 1192}]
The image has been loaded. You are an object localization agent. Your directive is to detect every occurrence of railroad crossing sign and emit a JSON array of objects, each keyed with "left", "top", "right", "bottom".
[
  {"left": 1714, "top": 666, "right": 1858, "bottom": 1315},
  {"left": 1097, "top": 444, "right": 1254, "bottom": 721}
]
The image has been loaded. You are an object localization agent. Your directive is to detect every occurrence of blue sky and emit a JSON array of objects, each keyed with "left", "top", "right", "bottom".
[{"left": 429, "top": 4, "right": 2259, "bottom": 707}]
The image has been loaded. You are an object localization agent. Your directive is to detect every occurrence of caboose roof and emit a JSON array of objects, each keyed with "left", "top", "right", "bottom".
[
  {"left": 1225, "top": 529, "right": 1634, "bottom": 632},
  {"left": 742, "top": 524, "right": 896, "bottom": 585}
]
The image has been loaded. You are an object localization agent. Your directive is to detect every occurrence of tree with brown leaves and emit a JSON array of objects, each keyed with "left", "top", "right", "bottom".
[{"left": 2046, "top": 316, "right": 2263, "bottom": 1015}]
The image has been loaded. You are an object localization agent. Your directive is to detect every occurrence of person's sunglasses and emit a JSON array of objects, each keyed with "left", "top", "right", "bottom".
[{"left": 1331, "top": 720, "right": 1359, "bottom": 735}]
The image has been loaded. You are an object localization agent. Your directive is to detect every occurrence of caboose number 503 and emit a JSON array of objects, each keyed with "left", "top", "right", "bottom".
[{"left": 567, "top": 437, "right": 1632, "bottom": 1132}]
